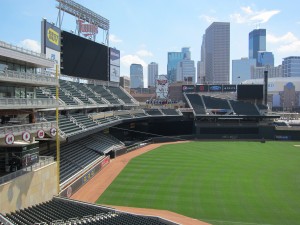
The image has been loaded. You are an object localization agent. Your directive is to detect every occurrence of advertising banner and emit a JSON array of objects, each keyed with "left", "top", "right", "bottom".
[
  {"left": 44, "top": 21, "right": 60, "bottom": 52},
  {"left": 196, "top": 85, "right": 208, "bottom": 92},
  {"left": 110, "top": 65, "right": 120, "bottom": 82},
  {"left": 182, "top": 85, "right": 195, "bottom": 92},
  {"left": 208, "top": 85, "right": 222, "bottom": 92},
  {"left": 110, "top": 48, "right": 120, "bottom": 82},
  {"left": 46, "top": 47, "right": 61, "bottom": 73},
  {"left": 222, "top": 85, "right": 237, "bottom": 92},
  {"left": 110, "top": 48, "right": 120, "bottom": 66}
]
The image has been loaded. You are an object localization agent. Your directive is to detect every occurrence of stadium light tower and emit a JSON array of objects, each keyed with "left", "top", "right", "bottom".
[{"left": 56, "top": 0, "right": 110, "bottom": 44}]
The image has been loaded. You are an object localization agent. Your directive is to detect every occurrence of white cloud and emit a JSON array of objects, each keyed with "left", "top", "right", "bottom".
[
  {"left": 230, "top": 6, "right": 280, "bottom": 24},
  {"left": 109, "top": 34, "right": 122, "bottom": 43},
  {"left": 19, "top": 39, "right": 41, "bottom": 53},
  {"left": 199, "top": 15, "right": 218, "bottom": 23},
  {"left": 136, "top": 50, "right": 153, "bottom": 57},
  {"left": 267, "top": 32, "right": 298, "bottom": 44},
  {"left": 250, "top": 10, "right": 280, "bottom": 24},
  {"left": 120, "top": 54, "right": 147, "bottom": 68},
  {"left": 267, "top": 32, "right": 300, "bottom": 62},
  {"left": 277, "top": 40, "right": 300, "bottom": 54}
]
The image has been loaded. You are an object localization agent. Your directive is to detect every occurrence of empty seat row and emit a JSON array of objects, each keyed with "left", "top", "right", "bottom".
[{"left": 4, "top": 197, "right": 174, "bottom": 225}]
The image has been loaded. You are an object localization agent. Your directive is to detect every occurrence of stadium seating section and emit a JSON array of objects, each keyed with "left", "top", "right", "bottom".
[
  {"left": 4, "top": 197, "right": 172, "bottom": 225},
  {"left": 160, "top": 109, "right": 181, "bottom": 116},
  {"left": 145, "top": 109, "right": 164, "bottom": 116},
  {"left": 43, "top": 132, "right": 124, "bottom": 183},
  {"left": 229, "top": 100, "right": 260, "bottom": 115},
  {"left": 186, "top": 93, "right": 263, "bottom": 116},
  {"left": 38, "top": 79, "right": 136, "bottom": 107},
  {"left": 185, "top": 94, "right": 206, "bottom": 114}
]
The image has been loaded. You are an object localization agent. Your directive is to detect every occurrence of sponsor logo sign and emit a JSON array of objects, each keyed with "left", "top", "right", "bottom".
[
  {"left": 47, "top": 28, "right": 59, "bottom": 46},
  {"left": 182, "top": 85, "right": 195, "bottom": 92},
  {"left": 44, "top": 21, "right": 61, "bottom": 51},
  {"left": 196, "top": 85, "right": 208, "bottom": 92},
  {"left": 222, "top": 85, "right": 237, "bottom": 92},
  {"left": 209, "top": 85, "right": 222, "bottom": 92}
]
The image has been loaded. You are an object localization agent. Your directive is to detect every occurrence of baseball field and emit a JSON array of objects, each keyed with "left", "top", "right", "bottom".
[{"left": 96, "top": 141, "right": 300, "bottom": 225}]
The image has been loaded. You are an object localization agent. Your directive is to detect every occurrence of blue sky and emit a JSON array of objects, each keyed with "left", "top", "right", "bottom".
[{"left": 1, "top": 0, "right": 300, "bottom": 86}]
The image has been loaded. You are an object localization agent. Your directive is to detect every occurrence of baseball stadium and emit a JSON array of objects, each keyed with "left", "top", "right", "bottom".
[{"left": 1, "top": 1, "right": 300, "bottom": 225}]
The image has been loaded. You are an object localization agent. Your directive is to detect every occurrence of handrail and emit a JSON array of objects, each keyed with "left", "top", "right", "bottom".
[
  {"left": 0, "top": 69, "right": 58, "bottom": 86},
  {"left": 0, "top": 121, "right": 56, "bottom": 137},
  {"left": 0, "top": 98, "right": 58, "bottom": 108},
  {"left": 0, "top": 156, "right": 54, "bottom": 185},
  {"left": 0, "top": 40, "right": 50, "bottom": 59},
  {"left": 0, "top": 214, "right": 14, "bottom": 225}
]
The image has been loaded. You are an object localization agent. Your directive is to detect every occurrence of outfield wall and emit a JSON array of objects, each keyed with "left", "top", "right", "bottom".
[
  {"left": 60, "top": 156, "right": 110, "bottom": 198},
  {"left": 0, "top": 162, "right": 57, "bottom": 214},
  {"left": 195, "top": 122, "right": 275, "bottom": 139}
]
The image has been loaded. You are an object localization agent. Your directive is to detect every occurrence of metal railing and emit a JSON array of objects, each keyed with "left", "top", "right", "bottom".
[
  {"left": 0, "top": 214, "right": 14, "bottom": 225},
  {"left": 0, "top": 69, "right": 59, "bottom": 86},
  {"left": 0, "top": 40, "right": 49, "bottom": 59},
  {"left": 0, "top": 156, "right": 54, "bottom": 185},
  {"left": 0, "top": 121, "right": 56, "bottom": 138},
  {"left": 0, "top": 98, "right": 58, "bottom": 109}
]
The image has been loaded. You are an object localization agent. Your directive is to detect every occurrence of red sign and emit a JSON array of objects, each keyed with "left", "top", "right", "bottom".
[
  {"left": 100, "top": 156, "right": 110, "bottom": 168},
  {"left": 22, "top": 131, "right": 31, "bottom": 142},
  {"left": 5, "top": 133, "right": 14, "bottom": 145},
  {"left": 37, "top": 130, "right": 45, "bottom": 139},
  {"left": 77, "top": 20, "right": 98, "bottom": 37}
]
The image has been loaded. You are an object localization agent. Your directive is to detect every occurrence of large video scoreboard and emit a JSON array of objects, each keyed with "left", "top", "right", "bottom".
[{"left": 61, "top": 31, "right": 109, "bottom": 81}]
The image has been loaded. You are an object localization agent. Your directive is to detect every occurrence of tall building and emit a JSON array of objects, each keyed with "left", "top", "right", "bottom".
[
  {"left": 198, "top": 34, "right": 206, "bottom": 84},
  {"left": 251, "top": 65, "right": 282, "bottom": 79},
  {"left": 130, "top": 64, "right": 144, "bottom": 88},
  {"left": 148, "top": 62, "right": 158, "bottom": 87},
  {"left": 257, "top": 51, "right": 274, "bottom": 67},
  {"left": 249, "top": 29, "right": 266, "bottom": 65},
  {"left": 282, "top": 56, "right": 300, "bottom": 77},
  {"left": 232, "top": 57, "right": 256, "bottom": 84},
  {"left": 167, "top": 49, "right": 185, "bottom": 83},
  {"left": 177, "top": 58, "right": 196, "bottom": 83},
  {"left": 205, "top": 22, "right": 230, "bottom": 84},
  {"left": 120, "top": 76, "right": 130, "bottom": 93}
]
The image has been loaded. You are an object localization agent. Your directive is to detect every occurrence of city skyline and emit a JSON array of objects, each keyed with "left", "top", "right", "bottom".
[{"left": 0, "top": 0, "right": 300, "bottom": 86}]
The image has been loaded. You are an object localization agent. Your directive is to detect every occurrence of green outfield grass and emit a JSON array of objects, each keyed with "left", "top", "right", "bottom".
[{"left": 96, "top": 141, "right": 300, "bottom": 225}]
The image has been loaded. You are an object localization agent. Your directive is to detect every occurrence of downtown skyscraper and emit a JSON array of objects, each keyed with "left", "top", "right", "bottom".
[
  {"left": 167, "top": 48, "right": 195, "bottom": 83},
  {"left": 204, "top": 22, "right": 230, "bottom": 84},
  {"left": 130, "top": 64, "right": 144, "bottom": 88},
  {"left": 249, "top": 29, "right": 266, "bottom": 65},
  {"left": 148, "top": 62, "right": 158, "bottom": 87}
]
